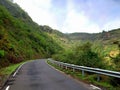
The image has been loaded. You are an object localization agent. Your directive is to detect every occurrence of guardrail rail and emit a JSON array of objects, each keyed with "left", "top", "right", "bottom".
[{"left": 48, "top": 59, "right": 120, "bottom": 81}]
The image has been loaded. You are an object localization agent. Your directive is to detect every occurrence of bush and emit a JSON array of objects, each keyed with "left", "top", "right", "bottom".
[
  {"left": 53, "top": 42, "right": 106, "bottom": 69},
  {"left": 0, "top": 50, "right": 4, "bottom": 58},
  {"left": 75, "top": 42, "right": 105, "bottom": 68}
]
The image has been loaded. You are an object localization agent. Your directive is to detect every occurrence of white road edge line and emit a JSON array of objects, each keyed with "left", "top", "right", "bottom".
[
  {"left": 46, "top": 60, "right": 91, "bottom": 89},
  {"left": 6, "top": 86, "right": 10, "bottom": 90},
  {"left": 13, "top": 71, "right": 17, "bottom": 77},
  {"left": 47, "top": 60, "right": 102, "bottom": 90},
  {"left": 13, "top": 63, "right": 24, "bottom": 77},
  {"left": 90, "top": 84, "right": 101, "bottom": 90}
]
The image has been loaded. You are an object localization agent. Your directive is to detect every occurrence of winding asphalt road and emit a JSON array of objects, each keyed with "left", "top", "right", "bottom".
[{"left": 3, "top": 59, "right": 91, "bottom": 90}]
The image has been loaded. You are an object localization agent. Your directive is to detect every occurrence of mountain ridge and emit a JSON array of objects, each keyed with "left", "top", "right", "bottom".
[
  {"left": 67, "top": 28, "right": 120, "bottom": 41},
  {"left": 43, "top": 26, "right": 120, "bottom": 41}
]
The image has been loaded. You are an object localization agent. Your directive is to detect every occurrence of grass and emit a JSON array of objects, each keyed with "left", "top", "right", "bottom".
[
  {"left": 47, "top": 60, "right": 120, "bottom": 90},
  {"left": 0, "top": 60, "right": 31, "bottom": 88},
  {"left": 0, "top": 61, "right": 27, "bottom": 75}
]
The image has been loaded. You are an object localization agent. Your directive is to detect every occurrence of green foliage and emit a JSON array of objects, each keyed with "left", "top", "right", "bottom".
[
  {"left": 75, "top": 42, "right": 104, "bottom": 68},
  {"left": 110, "top": 40, "right": 120, "bottom": 71},
  {"left": 0, "top": 50, "right": 4, "bottom": 57},
  {"left": 0, "top": 0, "right": 120, "bottom": 87},
  {"left": 53, "top": 50, "right": 75, "bottom": 64},
  {"left": 0, "top": 0, "right": 120, "bottom": 73},
  {"left": 53, "top": 42, "right": 106, "bottom": 69},
  {"left": 0, "top": 61, "right": 26, "bottom": 75},
  {"left": 0, "top": 0, "right": 62, "bottom": 68}
]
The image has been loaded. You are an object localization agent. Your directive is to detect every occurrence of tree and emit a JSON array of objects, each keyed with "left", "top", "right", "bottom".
[
  {"left": 75, "top": 42, "right": 105, "bottom": 68},
  {"left": 0, "top": 26, "right": 10, "bottom": 51},
  {"left": 112, "top": 40, "right": 120, "bottom": 71},
  {"left": 0, "top": 50, "right": 4, "bottom": 58}
]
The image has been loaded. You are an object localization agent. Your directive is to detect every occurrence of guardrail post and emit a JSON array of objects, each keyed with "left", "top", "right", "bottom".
[
  {"left": 59, "top": 64, "right": 61, "bottom": 68},
  {"left": 59, "top": 64, "right": 61, "bottom": 67},
  {"left": 61, "top": 64, "right": 63, "bottom": 69},
  {"left": 49, "top": 59, "right": 120, "bottom": 80},
  {"left": 82, "top": 70, "right": 85, "bottom": 77},
  {"left": 97, "top": 74, "right": 100, "bottom": 82},
  {"left": 65, "top": 66, "right": 68, "bottom": 69},
  {"left": 73, "top": 68, "right": 75, "bottom": 72}
]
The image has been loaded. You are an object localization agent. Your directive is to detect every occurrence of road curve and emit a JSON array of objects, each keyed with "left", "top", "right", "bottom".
[{"left": 3, "top": 59, "right": 91, "bottom": 90}]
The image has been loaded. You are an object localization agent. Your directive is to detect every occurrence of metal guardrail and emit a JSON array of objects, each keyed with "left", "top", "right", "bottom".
[{"left": 48, "top": 59, "right": 120, "bottom": 81}]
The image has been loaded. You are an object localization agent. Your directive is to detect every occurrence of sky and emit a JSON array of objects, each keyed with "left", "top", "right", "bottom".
[{"left": 13, "top": 0, "right": 120, "bottom": 33}]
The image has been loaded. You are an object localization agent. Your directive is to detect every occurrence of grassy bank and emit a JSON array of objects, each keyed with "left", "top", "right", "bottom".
[
  {"left": 0, "top": 60, "right": 28, "bottom": 88},
  {"left": 47, "top": 60, "right": 120, "bottom": 90},
  {"left": 0, "top": 61, "right": 26, "bottom": 75}
]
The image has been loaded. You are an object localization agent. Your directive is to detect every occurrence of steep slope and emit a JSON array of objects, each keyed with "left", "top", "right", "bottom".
[
  {"left": 0, "top": 0, "right": 62, "bottom": 68},
  {"left": 0, "top": 0, "right": 32, "bottom": 22},
  {"left": 40, "top": 25, "right": 74, "bottom": 49}
]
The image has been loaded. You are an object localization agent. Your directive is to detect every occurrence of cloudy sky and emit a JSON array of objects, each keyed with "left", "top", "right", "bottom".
[{"left": 13, "top": 0, "right": 120, "bottom": 33}]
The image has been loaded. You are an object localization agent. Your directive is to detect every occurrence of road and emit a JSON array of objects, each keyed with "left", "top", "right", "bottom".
[{"left": 3, "top": 59, "right": 91, "bottom": 90}]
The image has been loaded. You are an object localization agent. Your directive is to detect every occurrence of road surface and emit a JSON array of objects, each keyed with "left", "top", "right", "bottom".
[{"left": 3, "top": 59, "right": 91, "bottom": 90}]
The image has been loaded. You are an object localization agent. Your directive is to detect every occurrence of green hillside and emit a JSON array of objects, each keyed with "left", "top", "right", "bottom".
[
  {"left": 67, "top": 28, "right": 120, "bottom": 41},
  {"left": 0, "top": 0, "right": 62, "bottom": 68},
  {"left": 41, "top": 25, "right": 120, "bottom": 72},
  {"left": 0, "top": 0, "right": 120, "bottom": 71},
  {"left": 40, "top": 25, "right": 73, "bottom": 49},
  {"left": 0, "top": 0, "right": 120, "bottom": 89}
]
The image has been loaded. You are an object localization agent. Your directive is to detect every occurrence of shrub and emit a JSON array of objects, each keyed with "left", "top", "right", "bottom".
[
  {"left": 75, "top": 42, "right": 105, "bottom": 68},
  {"left": 0, "top": 50, "right": 4, "bottom": 58}
]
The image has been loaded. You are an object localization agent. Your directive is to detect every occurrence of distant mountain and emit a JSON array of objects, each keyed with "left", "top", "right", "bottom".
[
  {"left": 41, "top": 24, "right": 120, "bottom": 47},
  {"left": 66, "top": 28, "right": 120, "bottom": 41},
  {"left": 66, "top": 33, "right": 98, "bottom": 41},
  {"left": 40, "top": 23, "right": 120, "bottom": 41},
  {"left": 0, "top": 0, "right": 62, "bottom": 68},
  {"left": 42, "top": 25, "right": 120, "bottom": 42}
]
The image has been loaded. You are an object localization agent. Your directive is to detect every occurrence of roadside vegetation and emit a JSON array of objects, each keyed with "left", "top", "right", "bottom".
[
  {"left": 48, "top": 60, "right": 120, "bottom": 90},
  {"left": 0, "top": 60, "right": 27, "bottom": 75},
  {"left": 52, "top": 41, "right": 120, "bottom": 89},
  {"left": 46, "top": 25, "right": 120, "bottom": 89},
  {"left": 0, "top": 0, "right": 120, "bottom": 89},
  {"left": 0, "top": 61, "right": 27, "bottom": 87},
  {"left": 52, "top": 41, "right": 120, "bottom": 71},
  {"left": 0, "top": 0, "right": 62, "bottom": 69}
]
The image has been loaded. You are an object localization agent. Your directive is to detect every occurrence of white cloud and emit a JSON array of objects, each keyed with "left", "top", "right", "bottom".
[
  {"left": 103, "top": 20, "right": 120, "bottom": 31},
  {"left": 14, "top": 0, "right": 120, "bottom": 33},
  {"left": 14, "top": 0, "right": 58, "bottom": 29},
  {"left": 61, "top": 8, "right": 101, "bottom": 33}
]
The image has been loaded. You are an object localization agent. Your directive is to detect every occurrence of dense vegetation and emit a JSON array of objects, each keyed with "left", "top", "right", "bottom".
[
  {"left": 0, "top": 0, "right": 120, "bottom": 88},
  {"left": 43, "top": 22, "right": 120, "bottom": 72},
  {"left": 53, "top": 41, "right": 119, "bottom": 69},
  {"left": 0, "top": 0, "right": 62, "bottom": 68},
  {"left": 40, "top": 23, "right": 120, "bottom": 72},
  {"left": 0, "top": 0, "right": 119, "bottom": 71},
  {"left": 51, "top": 36, "right": 120, "bottom": 87}
]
